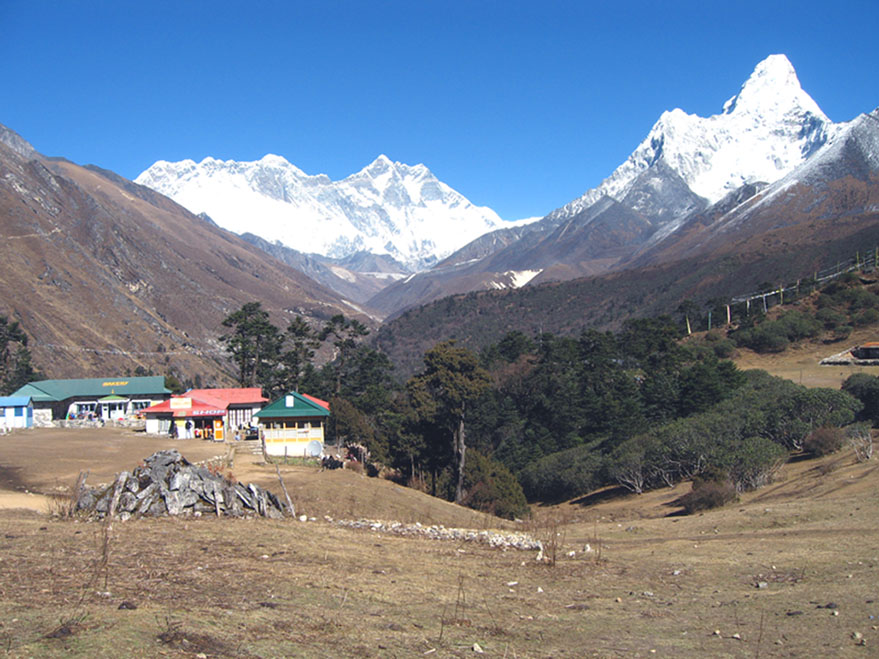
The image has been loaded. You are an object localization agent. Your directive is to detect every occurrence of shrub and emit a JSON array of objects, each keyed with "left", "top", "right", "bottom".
[
  {"left": 518, "top": 445, "right": 604, "bottom": 502},
  {"left": 842, "top": 288, "right": 879, "bottom": 310},
  {"left": 854, "top": 308, "right": 879, "bottom": 326},
  {"left": 842, "top": 373, "right": 879, "bottom": 423},
  {"left": 803, "top": 427, "right": 845, "bottom": 456},
  {"left": 711, "top": 339, "right": 736, "bottom": 359},
  {"left": 732, "top": 324, "right": 789, "bottom": 352},
  {"left": 831, "top": 325, "right": 853, "bottom": 341},
  {"left": 816, "top": 307, "right": 847, "bottom": 330},
  {"left": 462, "top": 449, "right": 529, "bottom": 519},
  {"left": 846, "top": 423, "right": 874, "bottom": 462},
  {"left": 678, "top": 472, "right": 737, "bottom": 514},
  {"left": 721, "top": 436, "right": 788, "bottom": 491}
]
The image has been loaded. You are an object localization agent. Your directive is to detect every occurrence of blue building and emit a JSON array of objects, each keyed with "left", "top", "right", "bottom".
[{"left": 0, "top": 396, "right": 33, "bottom": 430}]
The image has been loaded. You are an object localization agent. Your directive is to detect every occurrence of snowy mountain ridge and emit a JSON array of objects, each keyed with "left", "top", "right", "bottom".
[
  {"left": 136, "top": 153, "right": 504, "bottom": 271},
  {"left": 547, "top": 54, "right": 837, "bottom": 225}
]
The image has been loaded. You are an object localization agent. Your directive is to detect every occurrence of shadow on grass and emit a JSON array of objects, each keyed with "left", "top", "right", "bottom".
[
  {"left": 568, "top": 485, "right": 631, "bottom": 508},
  {"left": 0, "top": 464, "right": 27, "bottom": 491}
]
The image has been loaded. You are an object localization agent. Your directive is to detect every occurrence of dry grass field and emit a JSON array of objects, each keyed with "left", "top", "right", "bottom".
[{"left": 0, "top": 425, "right": 877, "bottom": 657}]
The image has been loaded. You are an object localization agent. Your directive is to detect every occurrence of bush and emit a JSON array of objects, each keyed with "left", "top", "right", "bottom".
[
  {"left": 733, "top": 324, "right": 789, "bottom": 353},
  {"left": 842, "top": 373, "right": 879, "bottom": 423},
  {"left": 711, "top": 339, "right": 736, "bottom": 359},
  {"left": 816, "top": 307, "right": 847, "bottom": 330},
  {"left": 732, "top": 311, "right": 822, "bottom": 353},
  {"left": 854, "top": 308, "right": 879, "bottom": 326},
  {"left": 846, "top": 423, "right": 874, "bottom": 462},
  {"left": 518, "top": 445, "right": 604, "bottom": 502},
  {"left": 831, "top": 325, "right": 853, "bottom": 341},
  {"left": 803, "top": 427, "right": 845, "bottom": 456},
  {"left": 842, "top": 288, "right": 879, "bottom": 310},
  {"left": 722, "top": 436, "right": 788, "bottom": 491},
  {"left": 678, "top": 473, "right": 737, "bottom": 514},
  {"left": 462, "top": 450, "right": 530, "bottom": 519}
]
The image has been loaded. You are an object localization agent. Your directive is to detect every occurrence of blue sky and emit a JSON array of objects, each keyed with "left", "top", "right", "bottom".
[{"left": 2, "top": 1, "right": 878, "bottom": 220}]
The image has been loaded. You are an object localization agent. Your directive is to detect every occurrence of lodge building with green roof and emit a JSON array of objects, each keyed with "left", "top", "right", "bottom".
[
  {"left": 253, "top": 392, "right": 330, "bottom": 457},
  {"left": 12, "top": 376, "right": 171, "bottom": 425}
]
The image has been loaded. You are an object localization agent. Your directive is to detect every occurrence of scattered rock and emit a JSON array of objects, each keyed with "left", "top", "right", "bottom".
[
  {"left": 472, "top": 642, "right": 484, "bottom": 653},
  {"left": 334, "top": 518, "right": 541, "bottom": 552},
  {"left": 117, "top": 601, "right": 137, "bottom": 610}
]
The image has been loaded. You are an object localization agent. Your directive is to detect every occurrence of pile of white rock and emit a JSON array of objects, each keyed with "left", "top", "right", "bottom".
[{"left": 331, "top": 517, "right": 542, "bottom": 552}]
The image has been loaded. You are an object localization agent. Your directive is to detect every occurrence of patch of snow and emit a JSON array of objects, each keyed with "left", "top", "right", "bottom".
[
  {"left": 329, "top": 266, "right": 357, "bottom": 283},
  {"left": 508, "top": 269, "right": 542, "bottom": 288}
]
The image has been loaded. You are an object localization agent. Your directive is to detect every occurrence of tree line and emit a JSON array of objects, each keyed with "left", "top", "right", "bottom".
[{"left": 222, "top": 303, "right": 867, "bottom": 519}]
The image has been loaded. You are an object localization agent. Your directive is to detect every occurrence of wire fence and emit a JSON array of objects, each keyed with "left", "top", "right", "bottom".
[{"left": 693, "top": 247, "right": 879, "bottom": 331}]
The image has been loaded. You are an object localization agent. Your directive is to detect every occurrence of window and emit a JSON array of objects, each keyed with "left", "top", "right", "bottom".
[{"left": 14, "top": 407, "right": 23, "bottom": 417}]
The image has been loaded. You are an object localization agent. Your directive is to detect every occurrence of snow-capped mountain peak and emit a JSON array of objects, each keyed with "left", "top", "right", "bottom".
[
  {"left": 548, "top": 54, "right": 836, "bottom": 225},
  {"left": 722, "top": 54, "right": 827, "bottom": 121},
  {"left": 136, "top": 154, "right": 503, "bottom": 270}
]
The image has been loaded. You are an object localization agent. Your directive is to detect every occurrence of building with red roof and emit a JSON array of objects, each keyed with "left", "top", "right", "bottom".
[{"left": 142, "top": 387, "right": 267, "bottom": 440}]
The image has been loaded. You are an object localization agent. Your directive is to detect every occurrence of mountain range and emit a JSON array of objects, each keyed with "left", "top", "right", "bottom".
[
  {"left": 1, "top": 53, "right": 878, "bottom": 382},
  {"left": 136, "top": 153, "right": 510, "bottom": 274}
]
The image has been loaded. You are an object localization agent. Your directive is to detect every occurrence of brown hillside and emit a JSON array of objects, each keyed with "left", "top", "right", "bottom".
[{"left": 0, "top": 139, "right": 362, "bottom": 382}]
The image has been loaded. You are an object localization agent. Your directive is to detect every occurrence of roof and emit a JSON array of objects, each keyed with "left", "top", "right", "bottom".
[
  {"left": 141, "top": 394, "right": 228, "bottom": 418},
  {"left": 11, "top": 376, "right": 170, "bottom": 402},
  {"left": 301, "top": 393, "right": 330, "bottom": 410},
  {"left": 0, "top": 396, "right": 31, "bottom": 407},
  {"left": 185, "top": 388, "right": 267, "bottom": 406},
  {"left": 254, "top": 391, "right": 331, "bottom": 419}
]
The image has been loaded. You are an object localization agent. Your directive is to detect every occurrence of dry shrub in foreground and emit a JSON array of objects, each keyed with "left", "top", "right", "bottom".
[
  {"left": 678, "top": 473, "right": 737, "bottom": 514},
  {"left": 804, "top": 426, "right": 845, "bottom": 457},
  {"left": 847, "top": 423, "right": 874, "bottom": 462}
]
